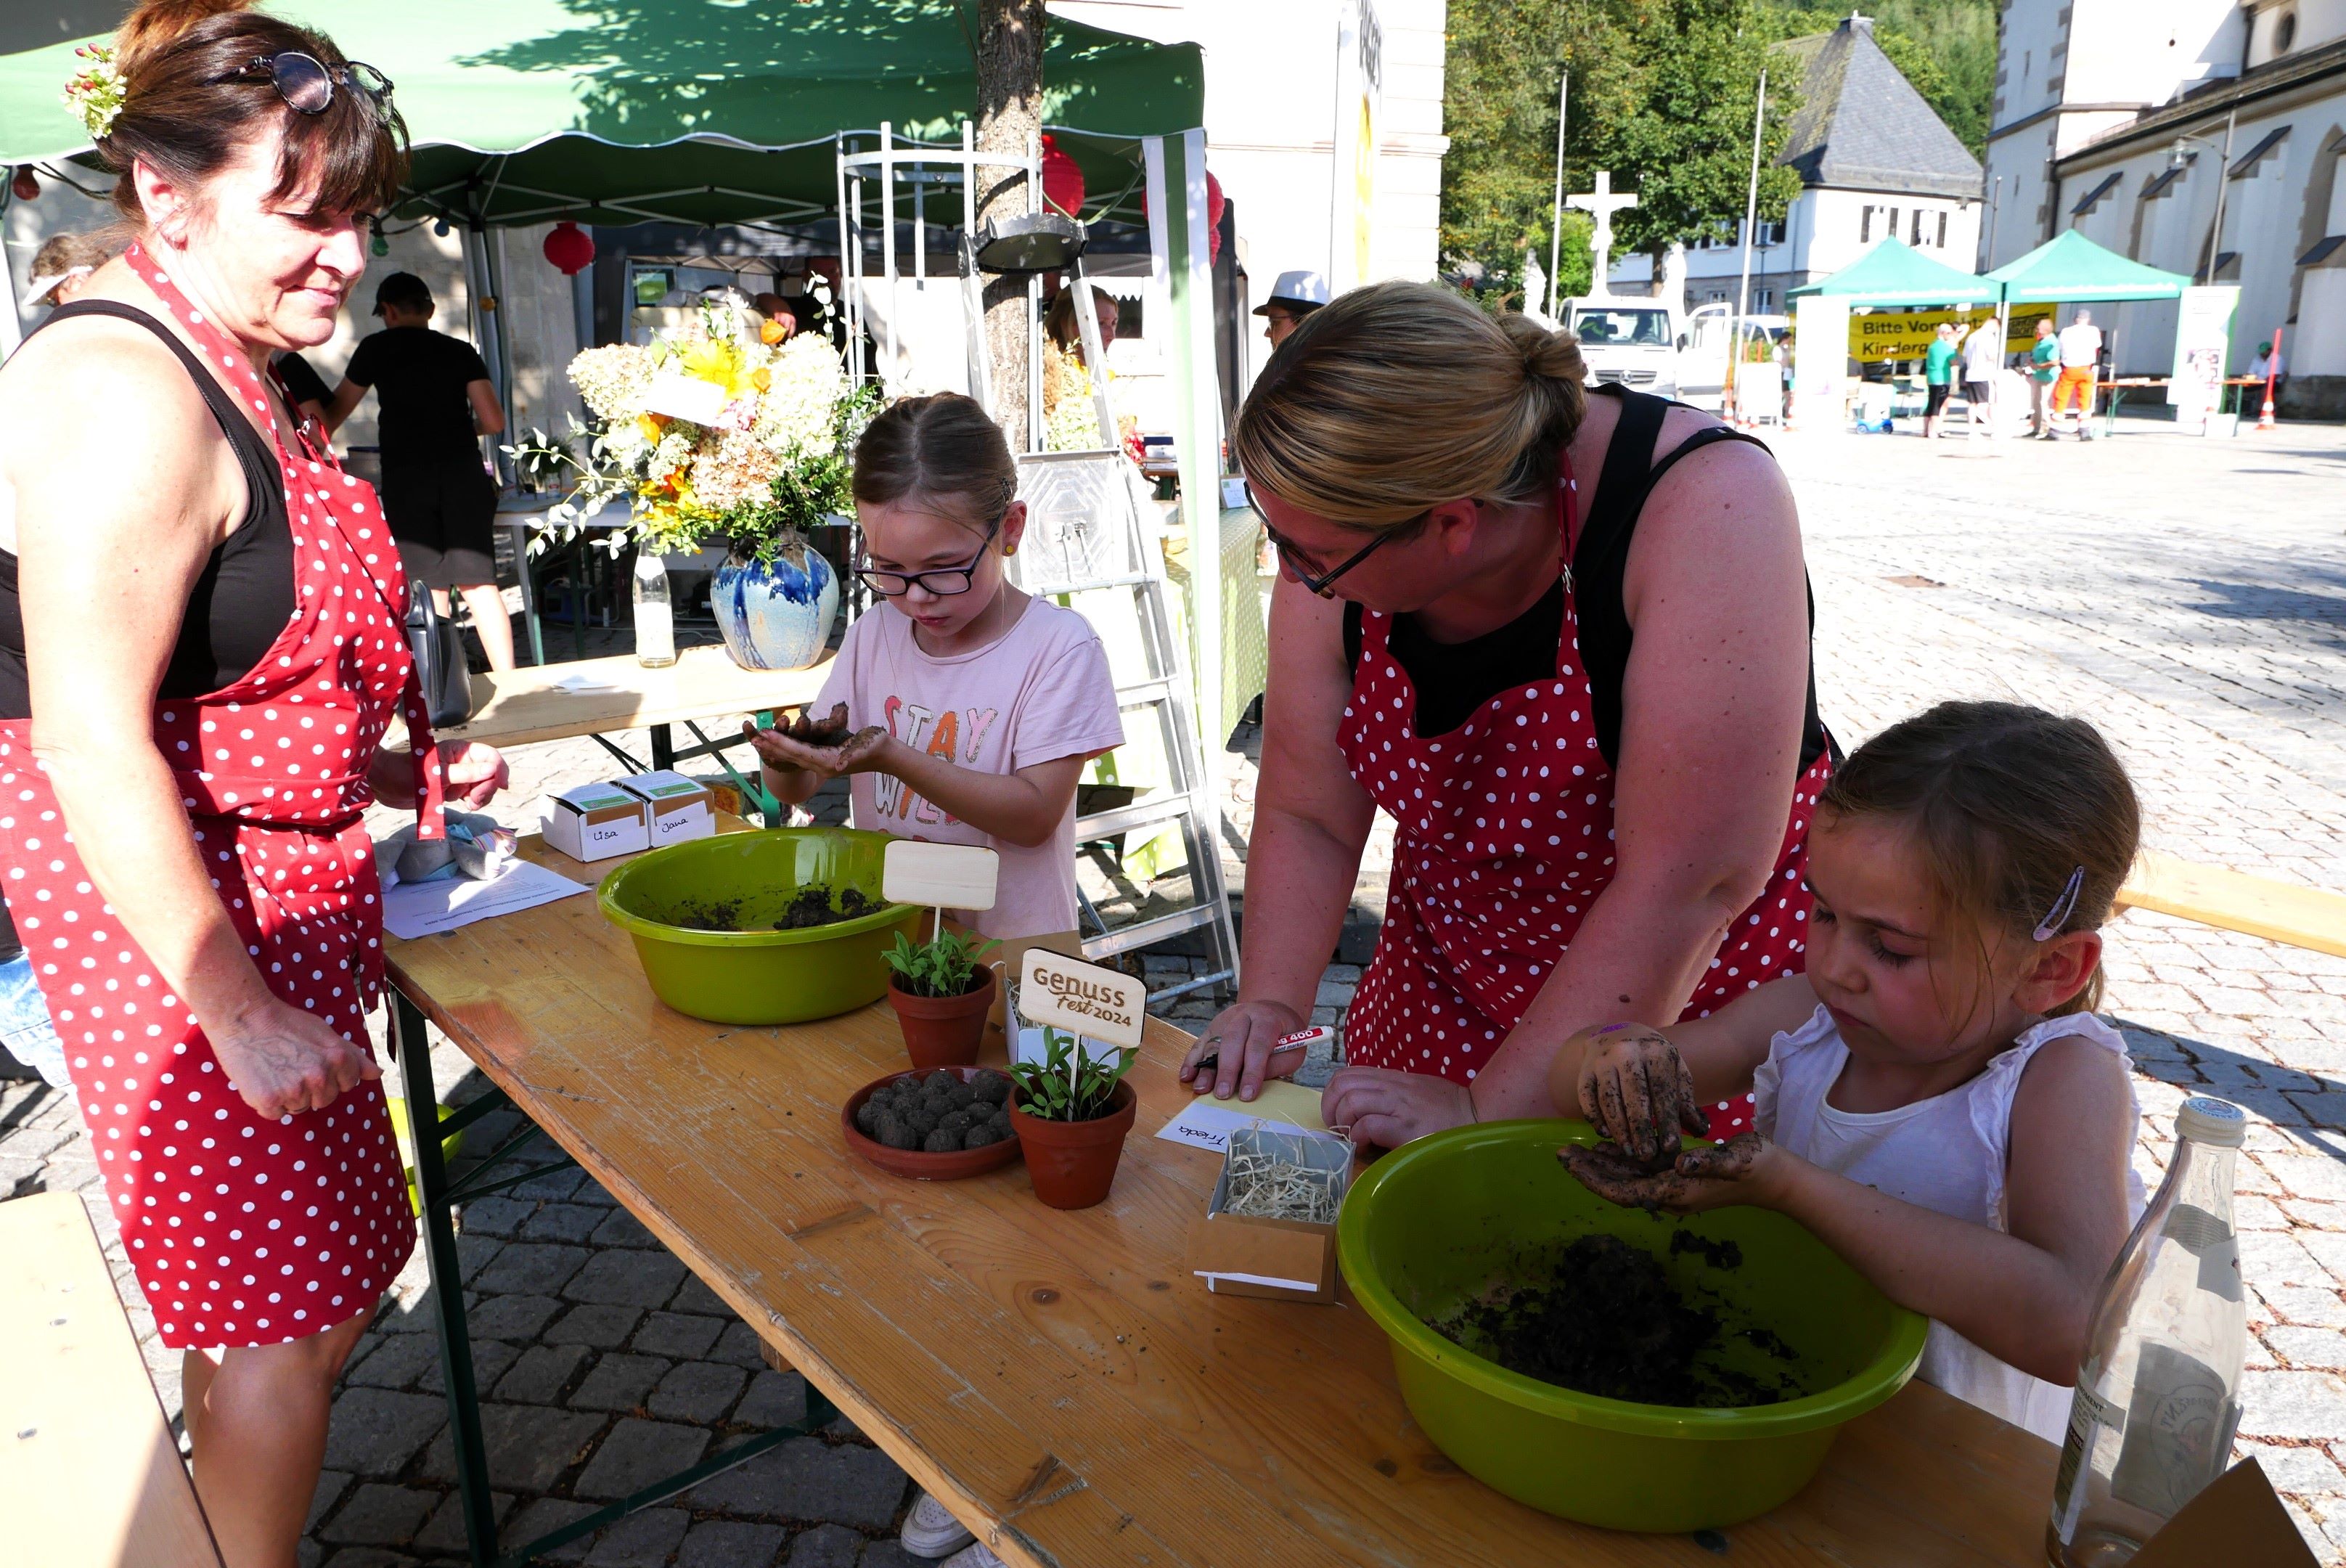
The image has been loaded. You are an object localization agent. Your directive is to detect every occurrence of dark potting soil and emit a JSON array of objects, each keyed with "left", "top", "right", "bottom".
[
  {"left": 1429, "top": 1233, "right": 1803, "bottom": 1409},
  {"left": 667, "top": 886, "right": 879, "bottom": 932},
  {"left": 855, "top": 1069, "right": 1015, "bottom": 1153}
]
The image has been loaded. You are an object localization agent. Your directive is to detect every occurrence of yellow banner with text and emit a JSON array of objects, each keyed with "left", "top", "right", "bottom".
[{"left": 1849, "top": 304, "right": 2055, "bottom": 364}]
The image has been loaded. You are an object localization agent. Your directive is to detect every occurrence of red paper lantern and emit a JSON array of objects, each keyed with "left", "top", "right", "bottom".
[
  {"left": 542, "top": 220, "right": 594, "bottom": 277},
  {"left": 10, "top": 166, "right": 38, "bottom": 202},
  {"left": 1041, "top": 134, "right": 1085, "bottom": 220}
]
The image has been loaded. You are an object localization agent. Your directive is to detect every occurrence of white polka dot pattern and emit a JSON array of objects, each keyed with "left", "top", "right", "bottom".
[
  {"left": 0, "top": 244, "right": 441, "bottom": 1350},
  {"left": 1333, "top": 454, "right": 1831, "bottom": 1143}
]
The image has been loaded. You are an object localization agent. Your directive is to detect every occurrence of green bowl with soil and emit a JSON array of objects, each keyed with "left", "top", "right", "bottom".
[
  {"left": 1337, "top": 1119, "right": 1927, "bottom": 1533},
  {"left": 597, "top": 828, "right": 923, "bottom": 1025}
]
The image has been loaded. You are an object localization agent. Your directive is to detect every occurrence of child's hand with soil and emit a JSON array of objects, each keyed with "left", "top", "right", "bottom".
[
  {"left": 1564, "top": 1022, "right": 1712, "bottom": 1171},
  {"left": 1559, "top": 1131, "right": 1775, "bottom": 1214},
  {"left": 744, "top": 704, "right": 892, "bottom": 778}
]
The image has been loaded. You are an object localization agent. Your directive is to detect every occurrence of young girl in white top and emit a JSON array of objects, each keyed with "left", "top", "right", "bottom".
[
  {"left": 748, "top": 393, "right": 1124, "bottom": 940},
  {"left": 1550, "top": 701, "right": 2144, "bottom": 1441}
]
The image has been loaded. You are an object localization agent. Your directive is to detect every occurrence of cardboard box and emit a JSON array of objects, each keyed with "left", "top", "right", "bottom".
[
  {"left": 616, "top": 771, "right": 715, "bottom": 848},
  {"left": 1185, "top": 1127, "right": 1350, "bottom": 1304},
  {"left": 545, "top": 783, "right": 648, "bottom": 862}
]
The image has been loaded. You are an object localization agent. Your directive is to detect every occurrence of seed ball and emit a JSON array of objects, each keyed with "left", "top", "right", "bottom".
[{"left": 923, "top": 1127, "right": 964, "bottom": 1153}]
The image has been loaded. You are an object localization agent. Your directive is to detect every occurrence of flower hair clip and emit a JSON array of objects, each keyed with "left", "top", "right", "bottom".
[{"left": 63, "top": 42, "right": 126, "bottom": 141}]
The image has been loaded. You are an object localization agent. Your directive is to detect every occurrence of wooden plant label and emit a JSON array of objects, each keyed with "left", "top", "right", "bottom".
[
  {"left": 1018, "top": 949, "right": 1145, "bottom": 1050},
  {"left": 883, "top": 841, "right": 1000, "bottom": 911}
]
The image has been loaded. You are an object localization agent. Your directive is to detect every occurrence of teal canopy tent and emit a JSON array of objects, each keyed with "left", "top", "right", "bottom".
[
  {"left": 1788, "top": 236, "right": 2000, "bottom": 307},
  {"left": 1985, "top": 228, "right": 2192, "bottom": 304}
]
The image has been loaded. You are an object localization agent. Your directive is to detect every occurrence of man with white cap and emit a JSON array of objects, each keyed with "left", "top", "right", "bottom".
[
  {"left": 1254, "top": 269, "right": 1330, "bottom": 348},
  {"left": 19, "top": 232, "right": 112, "bottom": 314}
]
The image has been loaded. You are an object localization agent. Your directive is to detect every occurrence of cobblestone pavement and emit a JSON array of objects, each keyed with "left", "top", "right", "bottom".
[{"left": 6, "top": 417, "right": 2346, "bottom": 1563}]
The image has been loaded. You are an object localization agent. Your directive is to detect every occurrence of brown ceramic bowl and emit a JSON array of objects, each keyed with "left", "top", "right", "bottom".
[{"left": 841, "top": 1066, "right": 1024, "bottom": 1180}]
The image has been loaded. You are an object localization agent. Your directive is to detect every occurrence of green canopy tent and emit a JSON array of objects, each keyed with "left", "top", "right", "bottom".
[
  {"left": 1788, "top": 236, "right": 2000, "bottom": 306},
  {"left": 0, "top": 0, "right": 1232, "bottom": 748},
  {"left": 1984, "top": 227, "right": 2191, "bottom": 303}
]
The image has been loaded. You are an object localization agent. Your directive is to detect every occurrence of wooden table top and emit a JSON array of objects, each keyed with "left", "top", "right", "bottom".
[
  {"left": 438, "top": 645, "right": 833, "bottom": 751},
  {"left": 385, "top": 833, "right": 2059, "bottom": 1568}
]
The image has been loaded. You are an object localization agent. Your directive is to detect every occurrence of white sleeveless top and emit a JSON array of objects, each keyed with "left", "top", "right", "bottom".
[{"left": 1754, "top": 1005, "right": 2143, "bottom": 1443}]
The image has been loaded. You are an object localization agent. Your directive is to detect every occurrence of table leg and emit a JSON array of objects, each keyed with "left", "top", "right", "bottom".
[
  {"left": 509, "top": 519, "right": 545, "bottom": 669},
  {"left": 651, "top": 724, "right": 674, "bottom": 773},
  {"left": 392, "top": 989, "right": 499, "bottom": 1568}
]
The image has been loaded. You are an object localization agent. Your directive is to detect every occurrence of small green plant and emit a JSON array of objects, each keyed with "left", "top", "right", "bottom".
[
  {"left": 1009, "top": 1027, "right": 1137, "bottom": 1123},
  {"left": 882, "top": 928, "right": 997, "bottom": 999}
]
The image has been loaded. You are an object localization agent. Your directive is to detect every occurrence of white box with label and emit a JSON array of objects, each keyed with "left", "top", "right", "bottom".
[
  {"left": 615, "top": 771, "right": 715, "bottom": 847},
  {"left": 545, "top": 783, "right": 648, "bottom": 862}
]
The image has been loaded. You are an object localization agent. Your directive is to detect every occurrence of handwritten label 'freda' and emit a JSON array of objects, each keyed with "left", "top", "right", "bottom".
[{"left": 1019, "top": 950, "right": 1147, "bottom": 1050}]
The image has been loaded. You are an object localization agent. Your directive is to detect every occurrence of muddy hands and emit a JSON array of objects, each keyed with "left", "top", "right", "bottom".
[
  {"left": 1572, "top": 1023, "right": 1711, "bottom": 1171},
  {"left": 1559, "top": 1132, "right": 1769, "bottom": 1214},
  {"left": 745, "top": 705, "right": 890, "bottom": 775}
]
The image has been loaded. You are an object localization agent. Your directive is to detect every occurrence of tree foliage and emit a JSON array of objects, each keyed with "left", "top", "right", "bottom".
[
  {"left": 1758, "top": 0, "right": 1997, "bottom": 156},
  {"left": 1442, "top": 0, "right": 1804, "bottom": 298}
]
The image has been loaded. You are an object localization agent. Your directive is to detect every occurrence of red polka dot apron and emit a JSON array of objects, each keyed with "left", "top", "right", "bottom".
[
  {"left": 1336, "top": 452, "right": 1830, "bottom": 1142},
  {"left": 0, "top": 244, "right": 443, "bottom": 1349}
]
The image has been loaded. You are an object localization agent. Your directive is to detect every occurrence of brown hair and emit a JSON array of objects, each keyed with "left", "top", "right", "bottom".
[
  {"left": 30, "top": 232, "right": 114, "bottom": 279},
  {"left": 1818, "top": 701, "right": 2141, "bottom": 1016},
  {"left": 1230, "top": 279, "right": 1588, "bottom": 533},
  {"left": 851, "top": 393, "right": 1018, "bottom": 534},
  {"left": 1044, "top": 286, "right": 1116, "bottom": 349},
  {"left": 98, "top": 0, "right": 407, "bottom": 226}
]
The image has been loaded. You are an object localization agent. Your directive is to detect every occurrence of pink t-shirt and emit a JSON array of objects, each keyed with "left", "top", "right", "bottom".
[{"left": 816, "top": 596, "right": 1124, "bottom": 939}]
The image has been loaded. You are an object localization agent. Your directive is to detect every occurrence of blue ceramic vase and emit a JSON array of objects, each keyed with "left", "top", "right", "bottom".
[{"left": 711, "top": 542, "right": 839, "bottom": 671}]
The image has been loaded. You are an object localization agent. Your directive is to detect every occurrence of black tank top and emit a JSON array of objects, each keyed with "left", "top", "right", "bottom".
[
  {"left": 1343, "top": 383, "right": 1830, "bottom": 772},
  {"left": 0, "top": 301, "right": 298, "bottom": 718},
  {"left": 0, "top": 301, "right": 298, "bottom": 960}
]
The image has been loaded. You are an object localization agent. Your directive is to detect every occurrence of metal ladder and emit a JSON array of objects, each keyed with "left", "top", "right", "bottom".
[{"left": 1010, "top": 449, "right": 1238, "bottom": 1007}]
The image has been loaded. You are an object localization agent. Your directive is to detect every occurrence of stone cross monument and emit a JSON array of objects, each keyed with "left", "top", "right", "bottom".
[{"left": 1566, "top": 171, "right": 1639, "bottom": 298}]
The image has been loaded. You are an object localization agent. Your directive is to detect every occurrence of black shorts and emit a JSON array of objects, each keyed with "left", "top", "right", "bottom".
[
  {"left": 1924, "top": 383, "right": 1952, "bottom": 416},
  {"left": 1963, "top": 380, "right": 1993, "bottom": 406},
  {"left": 381, "top": 458, "right": 496, "bottom": 587}
]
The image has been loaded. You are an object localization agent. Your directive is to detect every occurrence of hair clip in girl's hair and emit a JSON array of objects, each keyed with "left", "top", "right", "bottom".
[
  {"left": 62, "top": 42, "right": 125, "bottom": 140},
  {"left": 2033, "top": 865, "right": 2086, "bottom": 942}
]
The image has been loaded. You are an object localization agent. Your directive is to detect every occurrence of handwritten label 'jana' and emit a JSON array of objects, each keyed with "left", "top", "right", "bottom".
[{"left": 1018, "top": 949, "right": 1146, "bottom": 1050}]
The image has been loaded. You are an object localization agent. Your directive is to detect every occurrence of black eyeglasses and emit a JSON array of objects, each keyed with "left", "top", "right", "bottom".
[
  {"left": 1247, "top": 483, "right": 1425, "bottom": 599},
  {"left": 224, "top": 52, "right": 394, "bottom": 119},
  {"left": 854, "top": 518, "right": 1002, "bottom": 598}
]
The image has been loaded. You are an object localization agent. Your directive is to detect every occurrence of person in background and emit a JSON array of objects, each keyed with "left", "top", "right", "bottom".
[
  {"left": 1921, "top": 320, "right": 1958, "bottom": 439},
  {"left": 20, "top": 231, "right": 113, "bottom": 313},
  {"left": 2029, "top": 318, "right": 2060, "bottom": 438},
  {"left": 2051, "top": 309, "right": 2102, "bottom": 441},
  {"left": 327, "top": 271, "right": 515, "bottom": 668},
  {"left": 1041, "top": 286, "right": 1121, "bottom": 452},
  {"left": 751, "top": 290, "right": 799, "bottom": 343},
  {"left": 2248, "top": 338, "right": 2285, "bottom": 412},
  {"left": 1044, "top": 283, "right": 1119, "bottom": 352},
  {"left": 1253, "top": 268, "right": 1329, "bottom": 350},
  {"left": 271, "top": 348, "right": 332, "bottom": 434},
  {"left": 1961, "top": 317, "right": 2001, "bottom": 438}
]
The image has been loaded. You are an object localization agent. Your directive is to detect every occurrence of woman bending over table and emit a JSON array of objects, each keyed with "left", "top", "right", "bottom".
[
  {"left": 1182, "top": 281, "right": 1831, "bottom": 1150},
  {"left": 0, "top": 4, "right": 502, "bottom": 1563}
]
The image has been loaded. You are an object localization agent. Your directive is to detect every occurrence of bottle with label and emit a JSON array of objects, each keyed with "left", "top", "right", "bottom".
[
  {"left": 2047, "top": 1095, "right": 2247, "bottom": 1566},
  {"left": 632, "top": 550, "right": 677, "bottom": 669}
]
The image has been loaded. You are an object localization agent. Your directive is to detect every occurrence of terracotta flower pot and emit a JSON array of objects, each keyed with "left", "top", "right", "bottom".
[
  {"left": 886, "top": 965, "right": 999, "bottom": 1069},
  {"left": 1010, "top": 1079, "right": 1137, "bottom": 1210}
]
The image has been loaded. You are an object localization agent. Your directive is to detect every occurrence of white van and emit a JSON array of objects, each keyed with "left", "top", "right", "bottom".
[
  {"left": 1677, "top": 304, "right": 1791, "bottom": 412},
  {"left": 1560, "top": 298, "right": 1683, "bottom": 400}
]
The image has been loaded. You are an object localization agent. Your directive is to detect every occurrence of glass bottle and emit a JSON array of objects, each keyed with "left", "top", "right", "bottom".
[
  {"left": 632, "top": 550, "right": 677, "bottom": 669},
  {"left": 2047, "top": 1095, "right": 2247, "bottom": 1566}
]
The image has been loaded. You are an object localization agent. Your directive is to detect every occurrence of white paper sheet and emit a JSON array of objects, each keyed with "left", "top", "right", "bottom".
[
  {"left": 549, "top": 671, "right": 628, "bottom": 693},
  {"left": 382, "top": 858, "right": 590, "bottom": 939},
  {"left": 1154, "top": 1082, "right": 1335, "bottom": 1153}
]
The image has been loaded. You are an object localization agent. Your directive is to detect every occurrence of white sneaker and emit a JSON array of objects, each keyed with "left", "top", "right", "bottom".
[
  {"left": 941, "top": 1545, "right": 1006, "bottom": 1568},
  {"left": 900, "top": 1491, "right": 977, "bottom": 1559}
]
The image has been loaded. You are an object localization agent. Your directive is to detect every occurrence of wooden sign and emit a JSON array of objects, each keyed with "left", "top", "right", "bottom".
[
  {"left": 1018, "top": 948, "right": 1145, "bottom": 1050},
  {"left": 883, "top": 841, "right": 999, "bottom": 912}
]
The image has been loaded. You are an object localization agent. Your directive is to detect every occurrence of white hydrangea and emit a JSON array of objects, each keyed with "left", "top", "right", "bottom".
[{"left": 752, "top": 333, "right": 847, "bottom": 457}]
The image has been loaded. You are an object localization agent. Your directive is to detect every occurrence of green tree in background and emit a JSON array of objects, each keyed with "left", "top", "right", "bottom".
[
  {"left": 1442, "top": 0, "right": 1802, "bottom": 301},
  {"left": 1758, "top": 0, "right": 1997, "bottom": 156}
]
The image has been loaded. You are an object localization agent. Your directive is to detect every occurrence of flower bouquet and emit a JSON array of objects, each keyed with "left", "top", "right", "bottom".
[{"left": 513, "top": 295, "right": 878, "bottom": 670}]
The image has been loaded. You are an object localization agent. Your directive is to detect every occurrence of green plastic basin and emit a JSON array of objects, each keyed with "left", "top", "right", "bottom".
[
  {"left": 1337, "top": 1119, "right": 1926, "bottom": 1533},
  {"left": 597, "top": 828, "right": 923, "bottom": 1026}
]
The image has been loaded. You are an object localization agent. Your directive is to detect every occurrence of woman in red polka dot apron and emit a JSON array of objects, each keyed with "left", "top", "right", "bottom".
[
  {"left": 0, "top": 9, "right": 502, "bottom": 1561},
  {"left": 1183, "top": 284, "right": 1831, "bottom": 1150}
]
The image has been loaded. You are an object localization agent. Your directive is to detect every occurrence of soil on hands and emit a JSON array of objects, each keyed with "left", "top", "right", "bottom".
[
  {"left": 783, "top": 703, "right": 854, "bottom": 745},
  {"left": 668, "top": 885, "right": 878, "bottom": 932},
  {"left": 856, "top": 1069, "right": 1016, "bottom": 1153},
  {"left": 1428, "top": 1233, "right": 1804, "bottom": 1408}
]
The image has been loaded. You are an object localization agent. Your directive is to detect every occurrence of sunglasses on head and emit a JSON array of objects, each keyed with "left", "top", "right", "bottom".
[{"left": 222, "top": 52, "right": 394, "bottom": 119}]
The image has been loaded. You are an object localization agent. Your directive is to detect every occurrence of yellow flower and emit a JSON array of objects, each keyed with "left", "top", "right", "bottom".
[
  {"left": 637, "top": 413, "right": 667, "bottom": 444},
  {"left": 679, "top": 337, "right": 753, "bottom": 399}
]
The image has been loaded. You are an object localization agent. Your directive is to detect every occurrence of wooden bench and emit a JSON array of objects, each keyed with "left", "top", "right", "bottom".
[
  {"left": 0, "top": 1192, "right": 224, "bottom": 1568},
  {"left": 2117, "top": 849, "right": 2346, "bottom": 960}
]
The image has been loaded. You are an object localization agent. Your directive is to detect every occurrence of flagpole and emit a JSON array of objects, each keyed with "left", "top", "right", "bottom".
[
  {"left": 1728, "top": 70, "right": 1767, "bottom": 422},
  {"left": 1546, "top": 72, "right": 1569, "bottom": 317}
]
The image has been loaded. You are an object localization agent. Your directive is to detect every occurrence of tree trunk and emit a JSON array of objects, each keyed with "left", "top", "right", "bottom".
[{"left": 976, "top": 0, "right": 1045, "bottom": 449}]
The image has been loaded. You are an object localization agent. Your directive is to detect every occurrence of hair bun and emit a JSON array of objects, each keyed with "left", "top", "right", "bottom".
[
  {"left": 1497, "top": 311, "right": 1588, "bottom": 387},
  {"left": 115, "top": 0, "right": 254, "bottom": 78}
]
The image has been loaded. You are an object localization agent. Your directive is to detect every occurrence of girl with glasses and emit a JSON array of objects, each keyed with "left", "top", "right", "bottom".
[{"left": 745, "top": 393, "right": 1122, "bottom": 942}]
